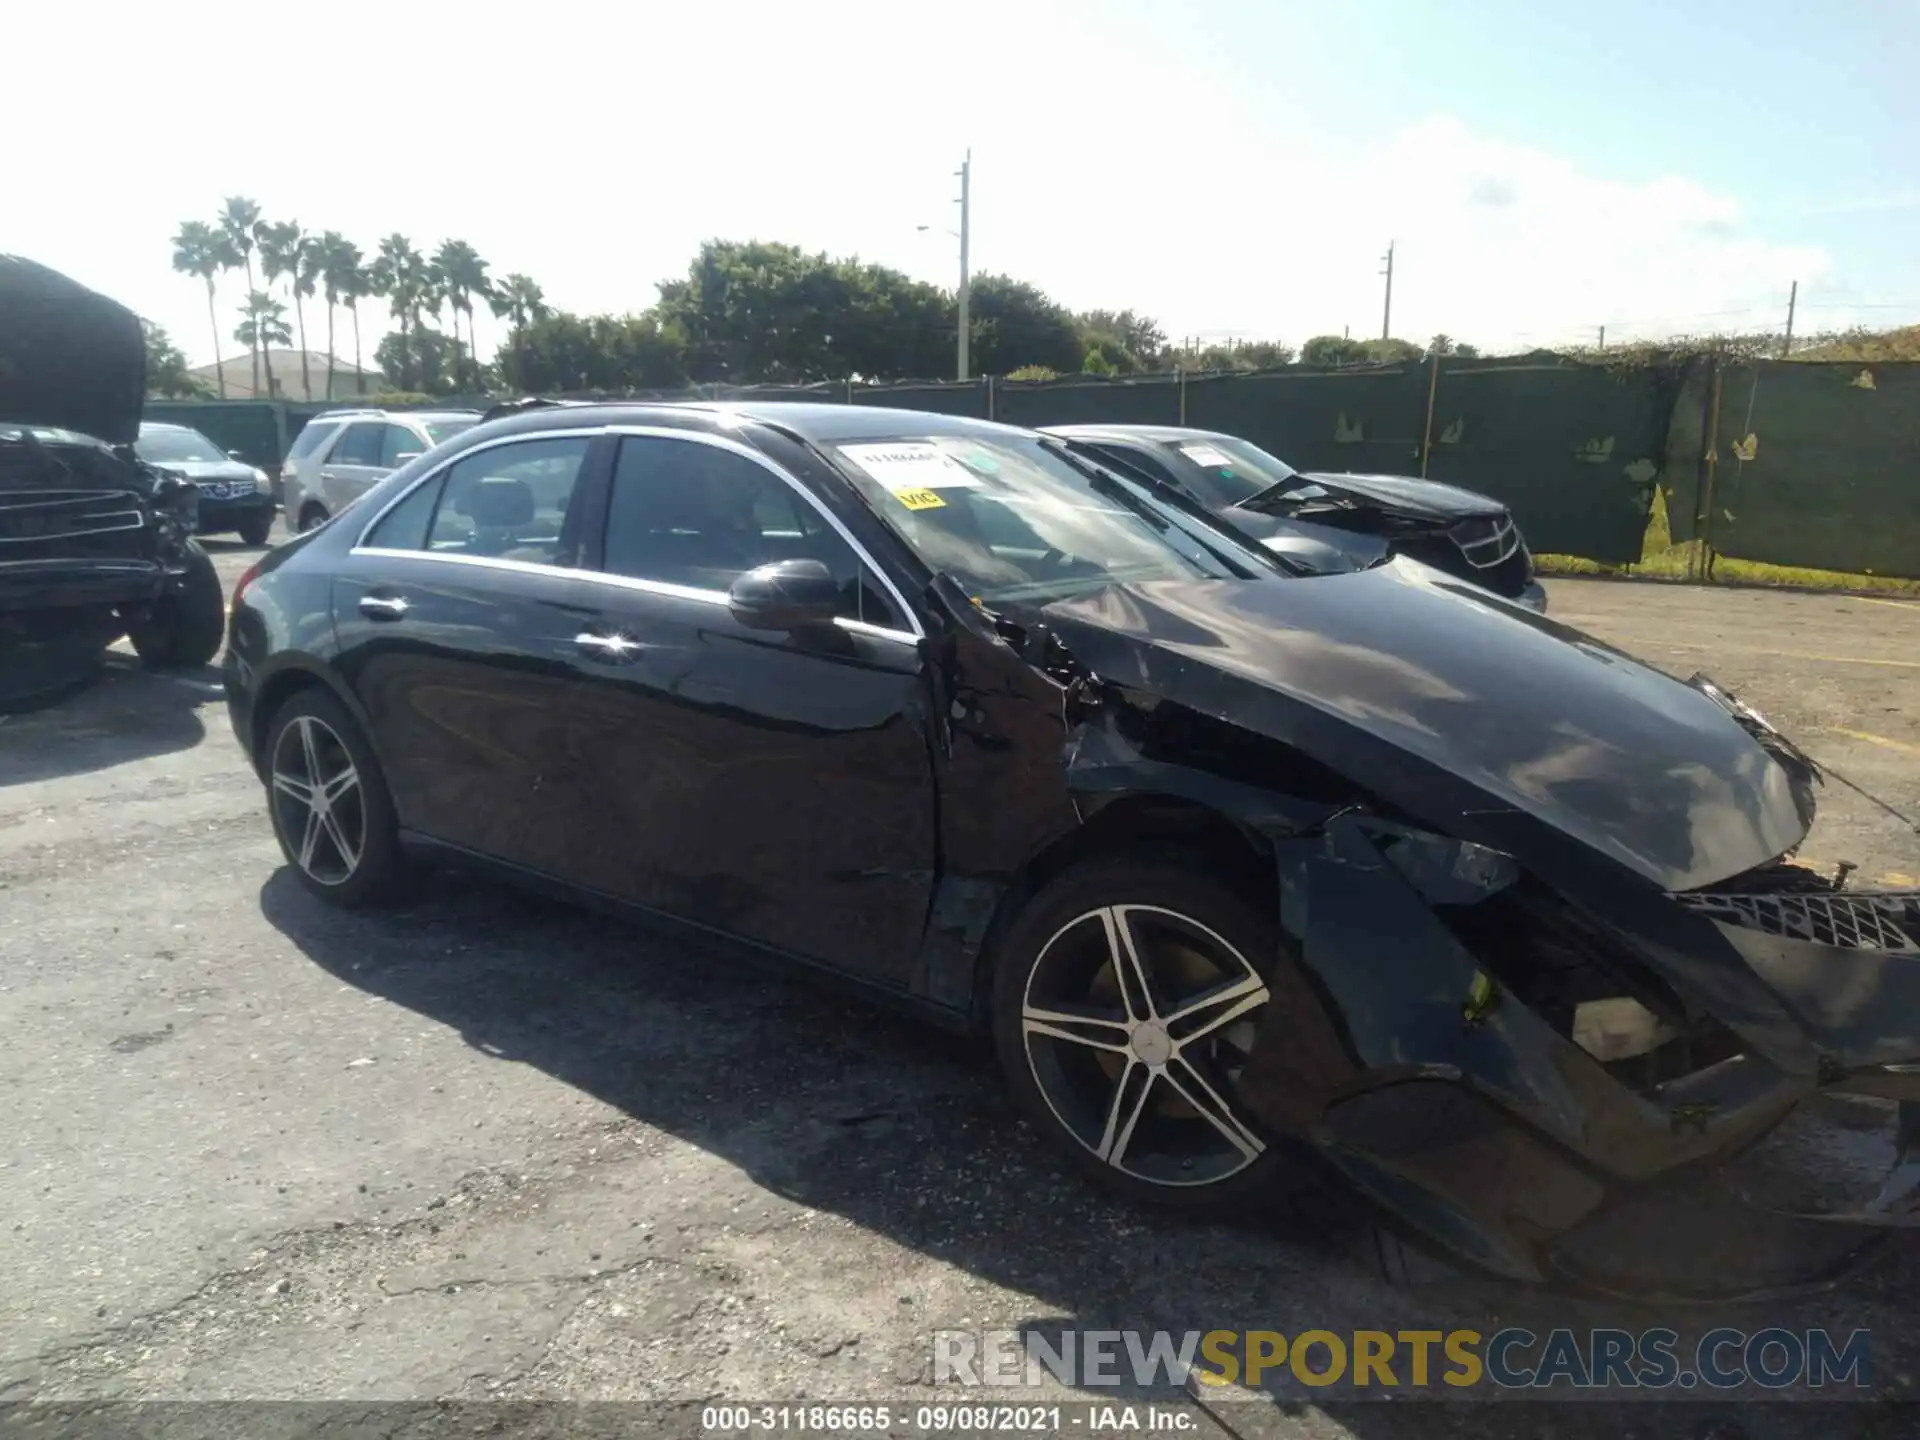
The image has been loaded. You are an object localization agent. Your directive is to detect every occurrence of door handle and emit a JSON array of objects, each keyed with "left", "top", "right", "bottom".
[
  {"left": 359, "top": 594, "right": 410, "bottom": 621},
  {"left": 573, "top": 631, "right": 647, "bottom": 663}
]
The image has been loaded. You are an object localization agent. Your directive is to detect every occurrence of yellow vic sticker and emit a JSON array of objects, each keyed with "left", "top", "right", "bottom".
[{"left": 893, "top": 487, "right": 947, "bottom": 511}]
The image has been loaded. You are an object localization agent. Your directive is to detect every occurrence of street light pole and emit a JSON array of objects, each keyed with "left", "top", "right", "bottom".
[
  {"left": 1379, "top": 241, "right": 1395, "bottom": 341},
  {"left": 957, "top": 149, "right": 972, "bottom": 382}
]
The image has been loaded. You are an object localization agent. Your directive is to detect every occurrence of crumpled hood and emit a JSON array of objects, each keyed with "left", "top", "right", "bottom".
[
  {"left": 1040, "top": 560, "right": 1810, "bottom": 891},
  {"left": 0, "top": 255, "right": 145, "bottom": 446},
  {"left": 1244, "top": 471, "right": 1505, "bottom": 522}
]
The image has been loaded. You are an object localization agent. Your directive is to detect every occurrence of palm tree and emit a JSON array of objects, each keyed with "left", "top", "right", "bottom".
[
  {"left": 258, "top": 220, "right": 315, "bottom": 398},
  {"left": 218, "top": 197, "right": 263, "bottom": 393},
  {"left": 170, "top": 221, "right": 238, "bottom": 398},
  {"left": 490, "top": 273, "right": 549, "bottom": 336},
  {"left": 432, "top": 239, "right": 493, "bottom": 387},
  {"left": 372, "top": 234, "right": 428, "bottom": 391},
  {"left": 342, "top": 254, "right": 375, "bottom": 395},
  {"left": 316, "top": 232, "right": 355, "bottom": 401},
  {"left": 235, "top": 292, "right": 293, "bottom": 397},
  {"left": 293, "top": 234, "right": 326, "bottom": 399}
]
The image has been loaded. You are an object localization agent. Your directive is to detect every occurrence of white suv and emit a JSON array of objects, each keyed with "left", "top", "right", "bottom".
[{"left": 283, "top": 408, "right": 481, "bottom": 532}]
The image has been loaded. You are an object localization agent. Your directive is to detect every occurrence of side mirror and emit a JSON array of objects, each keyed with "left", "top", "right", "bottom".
[{"left": 727, "top": 558, "right": 842, "bottom": 631}]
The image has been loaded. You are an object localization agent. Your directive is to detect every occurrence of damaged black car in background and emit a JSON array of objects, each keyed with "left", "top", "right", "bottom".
[
  {"left": 1045, "top": 422, "right": 1549, "bottom": 612},
  {"left": 1, "top": 255, "right": 225, "bottom": 708},
  {"left": 223, "top": 401, "right": 1920, "bottom": 1298}
]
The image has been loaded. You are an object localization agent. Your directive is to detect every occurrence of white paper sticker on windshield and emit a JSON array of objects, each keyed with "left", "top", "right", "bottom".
[
  {"left": 838, "top": 442, "right": 981, "bottom": 491},
  {"left": 1178, "top": 443, "right": 1234, "bottom": 468}
]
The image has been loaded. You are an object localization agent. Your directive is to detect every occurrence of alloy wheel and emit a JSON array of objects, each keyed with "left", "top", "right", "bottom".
[
  {"left": 269, "top": 714, "right": 365, "bottom": 886},
  {"left": 1021, "top": 904, "right": 1272, "bottom": 1187}
]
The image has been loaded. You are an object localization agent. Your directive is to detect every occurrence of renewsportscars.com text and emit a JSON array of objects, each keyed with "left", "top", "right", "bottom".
[{"left": 932, "top": 1327, "right": 1872, "bottom": 1392}]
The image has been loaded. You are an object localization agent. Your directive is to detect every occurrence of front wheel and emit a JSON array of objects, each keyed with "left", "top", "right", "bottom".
[
  {"left": 128, "top": 540, "right": 224, "bottom": 669},
  {"left": 264, "top": 688, "right": 408, "bottom": 907},
  {"left": 992, "top": 857, "right": 1302, "bottom": 1215},
  {"left": 237, "top": 512, "right": 274, "bottom": 546}
]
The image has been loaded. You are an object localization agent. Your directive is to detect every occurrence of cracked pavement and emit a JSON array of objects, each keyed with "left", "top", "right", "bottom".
[{"left": 4, "top": 543, "right": 1920, "bottom": 1438}]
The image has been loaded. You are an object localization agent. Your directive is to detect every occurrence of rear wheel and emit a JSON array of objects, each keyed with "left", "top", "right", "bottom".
[
  {"left": 992, "top": 858, "right": 1301, "bottom": 1214},
  {"left": 297, "top": 503, "right": 330, "bottom": 533},
  {"left": 127, "top": 540, "right": 224, "bottom": 669},
  {"left": 237, "top": 512, "right": 273, "bottom": 546},
  {"left": 264, "top": 688, "right": 407, "bottom": 907}
]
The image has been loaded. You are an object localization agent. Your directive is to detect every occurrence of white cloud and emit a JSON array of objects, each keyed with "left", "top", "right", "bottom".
[{"left": 1, "top": 3, "right": 1864, "bottom": 369}]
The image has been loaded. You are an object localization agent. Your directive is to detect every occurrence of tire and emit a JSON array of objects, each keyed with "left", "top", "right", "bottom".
[
  {"left": 991, "top": 857, "right": 1307, "bottom": 1216},
  {"left": 237, "top": 512, "right": 274, "bottom": 546},
  {"left": 262, "top": 687, "right": 408, "bottom": 907},
  {"left": 128, "top": 540, "right": 225, "bottom": 669},
  {"left": 297, "top": 503, "right": 329, "bottom": 533}
]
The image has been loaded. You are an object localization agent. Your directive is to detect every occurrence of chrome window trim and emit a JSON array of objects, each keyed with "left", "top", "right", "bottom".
[
  {"left": 348, "top": 545, "right": 918, "bottom": 646},
  {"left": 351, "top": 423, "right": 924, "bottom": 644}
]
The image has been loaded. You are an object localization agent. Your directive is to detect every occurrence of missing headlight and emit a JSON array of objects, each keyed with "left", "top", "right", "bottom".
[{"left": 1572, "top": 997, "right": 1679, "bottom": 1063}]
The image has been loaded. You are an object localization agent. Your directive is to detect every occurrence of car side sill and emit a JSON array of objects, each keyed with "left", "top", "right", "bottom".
[{"left": 395, "top": 831, "right": 975, "bottom": 1033}]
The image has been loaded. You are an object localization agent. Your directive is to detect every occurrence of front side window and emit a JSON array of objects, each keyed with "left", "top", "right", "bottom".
[
  {"left": 363, "top": 436, "right": 592, "bottom": 563},
  {"left": 135, "top": 428, "right": 226, "bottom": 464},
  {"left": 330, "top": 423, "right": 384, "bottom": 466},
  {"left": 832, "top": 434, "right": 1271, "bottom": 606},
  {"left": 379, "top": 424, "right": 426, "bottom": 468},
  {"left": 600, "top": 436, "right": 900, "bottom": 627}
]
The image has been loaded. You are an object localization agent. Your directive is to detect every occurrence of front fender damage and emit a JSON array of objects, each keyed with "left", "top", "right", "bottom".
[{"left": 1231, "top": 811, "right": 1920, "bottom": 1297}]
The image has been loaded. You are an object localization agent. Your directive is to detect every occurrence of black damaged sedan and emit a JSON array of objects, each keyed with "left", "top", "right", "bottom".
[{"left": 224, "top": 402, "right": 1920, "bottom": 1297}]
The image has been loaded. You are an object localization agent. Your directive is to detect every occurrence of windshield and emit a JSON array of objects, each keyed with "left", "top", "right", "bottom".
[
  {"left": 135, "top": 428, "right": 228, "bottom": 464},
  {"left": 1158, "top": 434, "right": 1298, "bottom": 509},
  {"left": 833, "top": 433, "right": 1275, "bottom": 605},
  {"left": 423, "top": 418, "right": 478, "bottom": 445}
]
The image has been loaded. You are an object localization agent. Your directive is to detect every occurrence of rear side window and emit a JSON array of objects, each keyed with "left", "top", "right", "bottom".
[
  {"left": 379, "top": 424, "right": 426, "bottom": 468},
  {"left": 287, "top": 420, "right": 340, "bottom": 462},
  {"left": 424, "top": 437, "right": 594, "bottom": 566},
  {"left": 600, "top": 435, "right": 900, "bottom": 628},
  {"left": 330, "top": 423, "right": 383, "bottom": 466}
]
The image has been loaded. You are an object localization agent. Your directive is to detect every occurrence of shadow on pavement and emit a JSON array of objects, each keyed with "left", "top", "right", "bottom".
[
  {"left": 258, "top": 864, "right": 1920, "bottom": 1431},
  {"left": 0, "top": 653, "right": 220, "bottom": 786}
]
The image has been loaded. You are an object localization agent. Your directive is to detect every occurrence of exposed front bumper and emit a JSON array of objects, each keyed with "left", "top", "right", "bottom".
[
  {"left": 1231, "top": 811, "right": 1920, "bottom": 1297},
  {"left": 194, "top": 490, "right": 275, "bottom": 534}
]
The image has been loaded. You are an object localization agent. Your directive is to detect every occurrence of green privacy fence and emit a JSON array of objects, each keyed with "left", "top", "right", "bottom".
[
  {"left": 1661, "top": 359, "right": 1920, "bottom": 578},
  {"left": 142, "top": 355, "right": 1920, "bottom": 577}
]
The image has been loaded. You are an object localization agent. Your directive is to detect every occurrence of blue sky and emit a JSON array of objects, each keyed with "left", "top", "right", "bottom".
[{"left": 8, "top": 0, "right": 1916, "bottom": 365}]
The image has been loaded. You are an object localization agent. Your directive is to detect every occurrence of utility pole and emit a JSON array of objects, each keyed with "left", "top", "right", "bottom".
[
  {"left": 1379, "top": 241, "right": 1395, "bottom": 340},
  {"left": 1597, "top": 325, "right": 1606, "bottom": 351},
  {"left": 956, "top": 150, "right": 972, "bottom": 382},
  {"left": 1782, "top": 279, "right": 1797, "bottom": 357}
]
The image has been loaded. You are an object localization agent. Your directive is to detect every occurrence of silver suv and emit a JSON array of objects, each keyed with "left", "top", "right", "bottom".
[{"left": 283, "top": 408, "right": 481, "bottom": 532}]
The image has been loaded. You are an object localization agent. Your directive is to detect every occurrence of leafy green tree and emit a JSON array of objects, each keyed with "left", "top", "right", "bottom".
[
  {"left": 1300, "top": 334, "right": 1371, "bottom": 366},
  {"left": 170, "top": 220, "right": 238, "bottom": 397},
  {"left": 1076, "top": 309, "right": 1171, "bottom": 373},
  {"left": 966, "top": 274, "right": 1084, "bottom": 377},
  {"left": 142, "top": 321, "right": 210, "bottom": 398},
  {"left": 234, "top": 292, "right": 292, "bottom": 396},
  {"left": 375, "top": 327, "right": 473, "bottom": 396},
  {"left": 218, "top": 196, "right": 263, "bottom": 392},
  {"left": 499, "top": 311, "right": 687, "bottom": 393}
]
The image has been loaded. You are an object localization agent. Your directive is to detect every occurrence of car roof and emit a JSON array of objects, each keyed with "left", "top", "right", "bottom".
[
  {"left": 1041, "top": 423, "right": 1237, "bottom": 445},
  {"left": 468, "top": 400, "right": 1041, "bottom": 446},
  {"left": 313, "top": 408, "right": 482, "bottom": 423}
]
